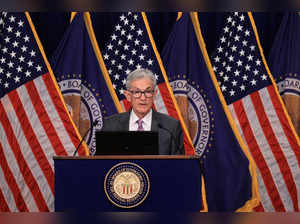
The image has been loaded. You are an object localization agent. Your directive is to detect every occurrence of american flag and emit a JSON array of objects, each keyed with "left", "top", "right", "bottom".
[
  {"left": 101, "top": 12, "right": 195, "bottom": 154},
  {"left": 0, "top": 12, "right": 86, "bottom": 211},
  {"left": 211, "top": 12, "right": 300, "bottom": 211}
]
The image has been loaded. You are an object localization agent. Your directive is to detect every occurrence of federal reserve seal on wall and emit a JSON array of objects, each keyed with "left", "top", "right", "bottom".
[{"left": 104, "top": 162, "right": 150, "bottom": 208}]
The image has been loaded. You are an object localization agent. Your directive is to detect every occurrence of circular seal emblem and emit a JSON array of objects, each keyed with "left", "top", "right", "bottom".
[
  {"left": 57, "top": 74, "right": 104, "bottom": 155},
  {"left": 104, "top": 162, "right": 150, "bottom": 208},
  {"left": 170, "top": 78, "right": 214, "bottom": 156}
]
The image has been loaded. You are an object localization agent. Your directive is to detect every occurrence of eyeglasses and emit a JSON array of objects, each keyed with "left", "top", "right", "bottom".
[{"left": 129, "top": 89, "right": 155, "bottom": 98}]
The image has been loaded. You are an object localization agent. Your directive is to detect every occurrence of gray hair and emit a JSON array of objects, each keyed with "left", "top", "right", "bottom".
[{"left": 126, "top": 68, "right": 157, "bottom": 90}]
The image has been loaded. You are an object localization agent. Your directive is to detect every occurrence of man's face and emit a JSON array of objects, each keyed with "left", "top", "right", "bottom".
[{"left": 124, "top": 77, "right": 156, "bottom": 119}]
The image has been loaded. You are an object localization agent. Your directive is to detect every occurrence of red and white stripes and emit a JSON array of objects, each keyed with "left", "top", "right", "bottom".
[
  {"left": 228, "top": 85, "right": 300, "bottom": 211},
  {"left": 0, "top": 73, "right": 84, "bottom": 211}
]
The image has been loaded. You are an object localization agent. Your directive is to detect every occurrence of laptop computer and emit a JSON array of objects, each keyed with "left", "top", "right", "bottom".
[{"left": 95, "top": 131, "right": 159, "bottom": 155}]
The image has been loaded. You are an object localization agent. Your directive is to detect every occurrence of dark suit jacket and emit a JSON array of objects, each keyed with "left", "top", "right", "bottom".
[{"left": 101, "top": 111, "right": 185, "bottom": 155}]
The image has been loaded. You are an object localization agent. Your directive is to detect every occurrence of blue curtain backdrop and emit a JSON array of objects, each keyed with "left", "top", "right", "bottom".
[{"left": 30, "top": 12, "right": 284, "bottom": 61}]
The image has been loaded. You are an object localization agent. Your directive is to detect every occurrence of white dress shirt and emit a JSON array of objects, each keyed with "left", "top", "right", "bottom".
[{"left": 129, "top": 110, "right": 152, "bottom": 131}]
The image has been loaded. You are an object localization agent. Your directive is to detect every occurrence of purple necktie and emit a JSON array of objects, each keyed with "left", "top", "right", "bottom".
[{"left": 137, "top": 119, "right": 144, "bottom": 131}]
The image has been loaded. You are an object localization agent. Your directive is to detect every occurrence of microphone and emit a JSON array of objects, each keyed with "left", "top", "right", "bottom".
[{"left": 73, "top": 119, "right": 99, "bottom": 156}]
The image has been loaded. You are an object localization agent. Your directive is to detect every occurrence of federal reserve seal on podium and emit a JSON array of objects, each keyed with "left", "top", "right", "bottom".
[{"left": 104, "top": 162, "right": 150, "bottom": 208}]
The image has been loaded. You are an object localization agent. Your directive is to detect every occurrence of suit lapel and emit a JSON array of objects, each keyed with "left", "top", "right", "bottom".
[{"left": 118, "top": 112, "right": 130, "bottom": 131}]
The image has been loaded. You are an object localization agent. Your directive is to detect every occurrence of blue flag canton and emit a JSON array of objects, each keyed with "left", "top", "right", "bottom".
[
  {"left": 102, "top": 12, "right": 163, "bottom": 100},
  {"left": 0, "top": 12, "right": 47, "bottom": 98},
  {"left": 211, "top": 12, "right": 272, "bottom": 105}
]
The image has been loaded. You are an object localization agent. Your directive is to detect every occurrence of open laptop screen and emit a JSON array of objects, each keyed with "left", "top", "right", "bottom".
[{"left": 95, "top": 131, "right": 159, "bottom": 155}]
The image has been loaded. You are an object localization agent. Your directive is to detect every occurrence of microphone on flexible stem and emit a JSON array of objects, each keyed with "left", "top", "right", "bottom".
[{"left": 73, "top": 120, "right": 99, "bottom": 156}]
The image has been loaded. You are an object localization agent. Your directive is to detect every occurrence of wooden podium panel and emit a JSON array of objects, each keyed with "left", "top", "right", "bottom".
[{"left": 54, "top": 155, "right": 202, "bottom": 211}]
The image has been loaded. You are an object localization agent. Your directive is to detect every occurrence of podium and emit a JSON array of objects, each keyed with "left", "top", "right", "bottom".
[{"left": 54, "top": 155, "right": 202, "bottom": 211}]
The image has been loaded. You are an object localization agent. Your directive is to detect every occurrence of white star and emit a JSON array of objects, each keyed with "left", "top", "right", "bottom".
[
  {"left": 14, "top": 76, "right": 20, "bottom": 83},
  {"left": 239, "top": 50, "right": 245, "bottom": 56},
  {"left": 134, "top": 39, "right": 140, "bottom": 45},
  {"left": 224, "top": 26, "right": 229, "bottom": 33},
  {"left": 231, "top": 20, "right": 236, "bottom": 27},
  {"left": 124, "top": 44, "right": 129, "bottom": 50},
  {"left": 0, "top": 67, "right": 3, "bottom": 73},
  {"left": 114, "top": 50, "right": 119, "bottom": 55},
  {"left": 30, "top": 50, "right": 36, "bottom": 57},
  {"left": 242, "top": 40, "right": 248, "bottom": 46},
  {"left": 7, "top": 26, "right": 13, "bottom": 32},
  {"left": 244, "top": 30, "right": 250, "bottom": 36},
  {"left": 221, "top": 85, "right": 227, "bottom": 91},
  {"left": 245, "top": 65, "right": 251, "bottom": 71},
  {"left": 0, "top": 18, "right": 3, "bottom": 25},
  {"left": 121, "top": 54, "right": 126, "bottom": 60},
  {"left": 225, "top": 65, "right": 231, "bottom": 72},
  {"left": 9, "top": 15, "right": 15, "bottom": 22},
  {"left": 124, "top": 19, "right": 129, "bottom": 25},
  {"left": 147, "top": 59, "right": 153, "bottom": 65},
  {"left": 237, "top": 60, "right": 242, "bottom": 66},
  {"left": 15, "top": 31, "right": 21, "bottom": 37},
  {"left": 247, "top": 55, "right": 253, "bottom": 61},
  {"left": 0, "top": 57, "right": 6, "bottom": 63},
  {"left": 213, "top": 66, "right": 217, "bottom": 72},
  {"left": 8, "top": 61, "right": 13, "bottom": 68},
  {"left": 234, "top": 35, "right": 240, "bottom": 41},
  {"left": 117, "top": 64, "right": 123, "bottom": 70},
  {"left": 107, "top": 43, "right": 113, "bottom": 50},
  {"left": 111, "top": 60, "right": 116, "bottom": 65},
  {"left": 25, "top": 70, "right": 31, "bottom": 77},
  {"left": 133, "top": 15, "right": 138, "bottom": 20},
  {"left": 130, "top": 24, "right": 135, "bottom": 30},
  {"left": 250, "top": 45, "right": 255, "bottom": 51},
  {"left": 142, "top": 44, "right": 148, "bottom": 51},
  {"left": 240, "top": 14, "right": 245, "bottom": 21},
  {"left": 251, "top": 79, "right": 257, "bottom": 85},
  {"left": 111, "top": 34, "right": 117, "bottom": 40},
  {"left": 114, "top": 74, "right": 120, "bottom": 80},
  {"left": 112, "top": 84, "right": 116, "bottom": 89},
  {"left": 139, "top": 54, "right": 145, "bottom": 60},
  {"left": 128, "top": 59, "right": 134, "bottom": 65},
  {"left": 119, "top": 89, "right": 124, "bottom": 94},
  {"left": 21, "top": 45, "right": 27, "bottom": 52},
  {"left": 27, "top": 60, "right": 33, "bottom": 67},
  {"left": 220, "top": 36, "right": 226, "bottom": 43},
  {"left": 224, "top": 75, "right": 229, "bottom": 81},
  {"left": 4, "top": 37, "right": 10, "bottom": 43},
  {"left": 4, "top": 82, "right": 9, "bottom": 88},
  {"left": 108, "top": 69, "right": 112, "bottom": 74},
  {"left": 256, "top": 59, "right": 261, "bottom": 66},
  {"left": 137, "top": 29, "right": 143, "bottom": 36},
  {"left": 232, "top": 80, "right": 237, "bottom": 86},
  {"left": 36, "top": 65, "right": 42, "bottom": 71},
  {"left": 237, "top": 25, "right": 243, "bottom": 31},
  {"left": 240, "top": 85, "right": 245, "bottom": 91},
  {"left": 217, "top": 46, "right": 223, "bottom": 53},
  {"left": 230, "top": 90, "right": 235, "bottom": 96},
  {"left": 103, "top": 54, "right": 109, "bottom": 60},
  {"left": 261, "top": 74, "right": 267, "bottom": 80},
  {"left": 18, "top": 20, "right": 24, "bottom": 27},
  {"left": 231, "top": 45, "right": 237, "bottom": 52},
  {"left": 125, "top": 69, "right": 131, "bottom": 74},
  {"left": 234, "top": 70, "right": 240, "bottom": 76},
  {"left": 12, "top": 41, "right": 18, "bottom": 48},
  {"left": 120, "top": 30, "right": 126, "bottom": 36},
  {"left": 228, "top": 55, "right": 234, "bottom": 62},
  {"left": 6, "top": 72, "right": 12, "bottom": 78},
  {"left": 16, "top": 66, "right": 22, "bottom": 72},
  {"left": 118, "top": 40, "right": 123, "bottom": 45},
  {"left": 131, "top": 49, "right": 137, "bottom": 55},
  {"left": 136, "top": 64, "right": 142, "bottom": 69},
  {"left": 214, "top": 56, "right": 220, "bottom": 62},
  {"left": 127, "top": 34, "right": 133, "bottom": 40},
  {"left": 115, "top": 24, "right": 121, "bottom": 31},
  {"left": 120, "top": 15, "right": 125, "bottom": 21},
  {"left": 24, "top": 35, "right": 29, "bottom": 42},
  {"left": 242, "top": 75, "right": 248, "bottom": 80},
  {"left": 122, "top": 79, "right": 126, "bottom": 85},
  {"left": 227, "top": 16, "right": 232, "bottom": 23},
  {"left": 2, "top": 47, "right": 8, "bottom": 53},
  {"left": 253, "top": 69, "right": 259, "bottom": 75}
]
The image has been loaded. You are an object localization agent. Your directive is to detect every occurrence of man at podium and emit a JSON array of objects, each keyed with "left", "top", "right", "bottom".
[{"left": 101, "top": 68, "right": 184, "bottom": 155}]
